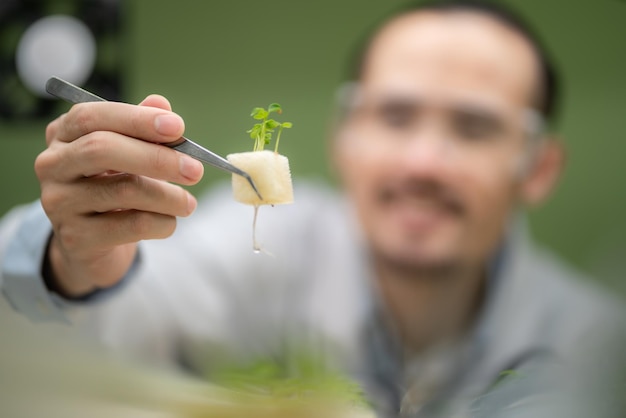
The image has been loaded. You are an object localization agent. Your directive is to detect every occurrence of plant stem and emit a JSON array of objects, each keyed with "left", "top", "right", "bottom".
[
  {"left": 274, "top": 125, "right": 283, "bottom": 153},
  {"left": 258, "top": 116, "right": 267, "bottom": 151}
]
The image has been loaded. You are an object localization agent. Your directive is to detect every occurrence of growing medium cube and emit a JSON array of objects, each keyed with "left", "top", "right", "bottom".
[{"left": 227, "top": 150, "right": 293, "bottom": 206}]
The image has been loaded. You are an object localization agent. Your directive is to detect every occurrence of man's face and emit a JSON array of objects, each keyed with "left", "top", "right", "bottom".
[{"left": 334, "top": 11, "right": 544, "bottom": 274}]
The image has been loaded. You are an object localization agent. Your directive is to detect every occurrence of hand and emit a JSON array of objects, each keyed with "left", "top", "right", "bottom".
[{"left": 35, "top": 95, "right": 204, "bottom": 297}]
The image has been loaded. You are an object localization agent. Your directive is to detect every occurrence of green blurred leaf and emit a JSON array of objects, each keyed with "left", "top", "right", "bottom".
[
  {"left": 268, "top": 103, "right": 282, "bottom": 114},
  {"left": 251, "top": 107, "right": 268, "bottom": 120},
  {"left": 281, "top": 122, "right": 293, "bottom": 128},
  {"left": 209, "top": 350, "right": 369, "bottom": 407},
  {"left": 265, "top": 119, "right": 280, "bottom": 129},
  {"left": 247, "top": 123, "right": 262, "bottom": 139}
]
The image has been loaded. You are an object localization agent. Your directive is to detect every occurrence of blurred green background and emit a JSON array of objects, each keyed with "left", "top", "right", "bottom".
[{"left": 1, "top": 0, "right": 624, "bottom": 291}]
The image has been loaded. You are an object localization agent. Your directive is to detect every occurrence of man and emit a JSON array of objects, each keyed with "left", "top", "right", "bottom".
[{"left": 1, "top": 1, "right": 623, "bottom": 417}]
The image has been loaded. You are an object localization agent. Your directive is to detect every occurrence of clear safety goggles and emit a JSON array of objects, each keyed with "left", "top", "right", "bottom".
[{"left": 335, "top": 82, "right": 545, "bottom": 147}]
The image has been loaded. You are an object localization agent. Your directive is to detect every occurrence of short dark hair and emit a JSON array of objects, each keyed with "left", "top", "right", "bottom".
[{"left": 345, "top": 0, "right": 561, "bottom": 126}]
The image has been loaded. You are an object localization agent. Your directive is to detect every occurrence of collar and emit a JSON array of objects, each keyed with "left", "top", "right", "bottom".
[{"left": 359, "top": 213, "right": 544, "bottom": 414}]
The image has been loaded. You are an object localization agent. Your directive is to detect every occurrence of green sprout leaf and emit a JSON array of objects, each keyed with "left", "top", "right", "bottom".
[
  {"left": 281, "top": 122, "right": 293, "bottom": 129},
  {"left": 265, "top": 119, "right": 280, "bottom": 129},
  {"left": 247, "top": 124, "right": 262, "bottom": 140},
  {"left": 251, "top": 107, "right": 268, "bottom": 120},
  {"left": 268, "top": 103, "right": 282, "bottom": 114}
]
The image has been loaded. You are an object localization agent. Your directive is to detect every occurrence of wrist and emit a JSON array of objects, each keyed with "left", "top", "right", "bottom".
[{"left": 42, "top": 234, "right": 97, "bottom": 299}]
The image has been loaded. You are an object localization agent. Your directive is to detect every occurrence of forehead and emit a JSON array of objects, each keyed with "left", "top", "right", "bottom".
[{"left": 361, "top": 11, "right": 540, "bottom": 109}]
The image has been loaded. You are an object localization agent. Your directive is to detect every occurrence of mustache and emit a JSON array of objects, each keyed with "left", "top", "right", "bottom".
[{"left": 377, "top": 178, "right": 466, "bottom": 216}]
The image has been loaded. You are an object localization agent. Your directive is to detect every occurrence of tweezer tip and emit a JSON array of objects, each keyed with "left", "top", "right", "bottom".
[{"left": 246, "top": 176, "right": 263, "bottom": 201}]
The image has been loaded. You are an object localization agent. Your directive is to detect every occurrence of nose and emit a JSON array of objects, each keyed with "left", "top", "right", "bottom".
[{"left": 397, "top": 128, "right": 454, "bottom": 177}]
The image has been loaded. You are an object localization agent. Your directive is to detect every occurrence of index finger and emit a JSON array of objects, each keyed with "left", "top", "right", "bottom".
[{"left": 56, "top": 101, "right": 185, "bottom": 145}]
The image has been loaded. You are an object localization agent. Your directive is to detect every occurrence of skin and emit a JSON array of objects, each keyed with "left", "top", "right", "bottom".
[{"left": 333, "top": 11, "right": 563, "bottom": 352}]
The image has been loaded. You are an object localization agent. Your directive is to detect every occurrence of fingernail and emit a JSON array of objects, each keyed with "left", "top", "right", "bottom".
[
  {"left": 155, "top": 114, "right": 184, "bottom": 137},
  {"left": 187, "top": 193, "right": 198, "bottom": 215},
  {"left": 179, "top": 155, "right": 203, "bottom": 180}
]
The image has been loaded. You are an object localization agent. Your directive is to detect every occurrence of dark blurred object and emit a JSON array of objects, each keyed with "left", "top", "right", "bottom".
[{"left": 0, "top": 0, "right": 123, "bottom": 122}]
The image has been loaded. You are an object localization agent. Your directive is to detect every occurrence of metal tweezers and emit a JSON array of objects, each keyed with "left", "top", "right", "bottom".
[{"left": 45, "top": 76, "right": 262, "bottom": 200}]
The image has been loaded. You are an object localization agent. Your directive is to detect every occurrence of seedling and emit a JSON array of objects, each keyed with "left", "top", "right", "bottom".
[
  {"left": 227, "top": 103, "right": 296, "bottom": 252},
  {"left": 247, "top": 103, "right": 293, "bottom": 152},
  {"left": 227, "top": 103, "right": 295, "bottom": 207}
]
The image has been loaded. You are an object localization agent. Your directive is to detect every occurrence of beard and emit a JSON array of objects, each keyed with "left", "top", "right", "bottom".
[{"left": 371, "top": 244, "right": 466, "bottom": 281}]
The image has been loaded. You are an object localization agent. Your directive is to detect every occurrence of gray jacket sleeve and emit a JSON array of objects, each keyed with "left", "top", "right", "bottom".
[{"left": 0, "top": 201, "right": 70, "bottom": 323}]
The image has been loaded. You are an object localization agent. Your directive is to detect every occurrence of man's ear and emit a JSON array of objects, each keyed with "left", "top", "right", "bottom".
[{"left": 520, "top": 137, "right": 566, "bottom": 207}]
